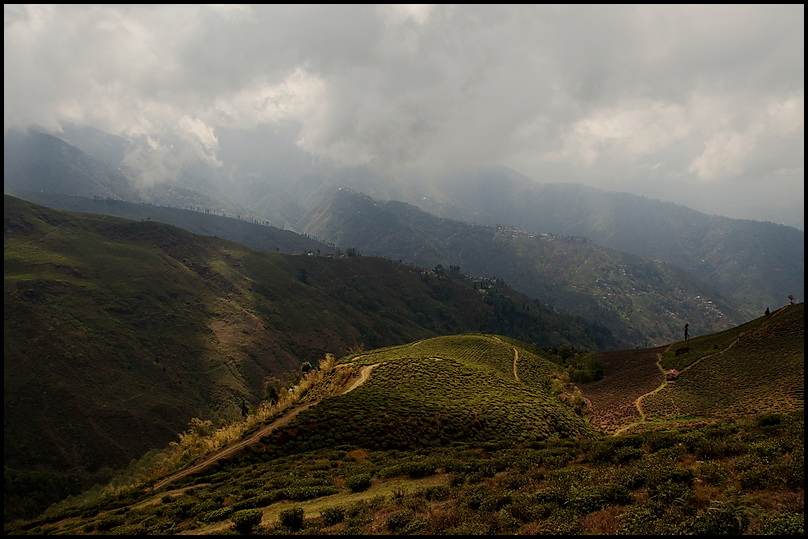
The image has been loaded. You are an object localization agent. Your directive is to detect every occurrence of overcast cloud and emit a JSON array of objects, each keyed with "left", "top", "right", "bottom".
[{"left": 4, "top": 4, "right": 804, "bottom": 227}]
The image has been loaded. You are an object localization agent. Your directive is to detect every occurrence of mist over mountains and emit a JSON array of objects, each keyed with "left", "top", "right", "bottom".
[{"left": 4, "top": 127, "right": 804, "bottom": 344}]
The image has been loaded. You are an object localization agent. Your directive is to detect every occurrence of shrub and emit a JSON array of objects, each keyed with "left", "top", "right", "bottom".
[
  {"left": 109, "top": 524, "right": 148, "bottom": 535},
  {"left": 677, "top": 501, "right": 750, "bottom": 535},
  {"left": 479, "top": 492, "right": 512, "bottom": 513},
  {"left": 498, "top": 473, "right": 529, "bottom": 490},
  {"left": 187, "top": 499, "right": 221, "bottom": 517},
  {"left": 278, "top": 507, "right": 305, "bottom": 531},
  {"left": 95, "top": 515, "right": 125, "bottom": 532},
  {"left": 423, "top": 485, "right": 451, "bottom": 501},
  {"left": 503, "top": 492, "right": 543, "bottom": 522},
  {"left": 617, "top": 504, "right": 664, "bottom": 535},
  {"left": 696, "top": 461, "right": 728, "bottom": 486},
  {"left": 650, "top": 480, "right": 695, "bottom": 507},
  {"left": 644, "top": 430, "right": 683, "bottom": 452},
  {"left": 757, "top": 512, "right": 804, "bottom": 535},
  {"left": 321, "top": 505, "right": 346, "bottom": 525},
  {"left": 402, "top": 517, "right": 430, "bottom": 534},
  {"left": 198, "top": 506, "right": 234, "bottom": 523},
  {"left": 283, "top": 485, "right": 339, "bottom": 501},
  {"left": 402, "top": 461, "right": 435, "bottom": 478},
  {"left": 385, "top": 511, "right": 414, "bottom": 532},
  {"left": 534, "top": 485, "right": 567, "bottom": 505},
  {"left": 645, "top": 465, "right": 695, "bottom": 490},
  {"left": 568, "top": 484, "right": 632, "bottom": 514},
  {"left": 737, "top": 455, "right": 777, "bottom": 490},
  {"left": 533, "top": 507, "right": 581, "bottom": 535},
  {"left": 613, "top": 446, "right": 644, "bottom": 464},
  {"left": 231, "top": 508, "right": 263, "bottom": 534},
  {"left": 344, "top": 473, "right": 372, "bottom": 492},
  {"left": 755, "top": 412, "right": 785, "bottom": 427},
  {"left": 609, "top": 464, "right": 647, "bottom": 489}
]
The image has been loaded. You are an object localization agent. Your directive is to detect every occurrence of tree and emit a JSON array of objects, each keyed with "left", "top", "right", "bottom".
[{"left": 263, "top": 376, "right": 283, "bottom": 403}]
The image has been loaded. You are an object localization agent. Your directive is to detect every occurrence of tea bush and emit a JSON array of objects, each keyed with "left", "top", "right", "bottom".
[
  {"left": 231, "top": 508, "right": 263, "bottom": 534},
  {"left": 677, "top": 500, "right": 750, "bottom": 535},
  {"left": 283, "top": 485, "right": 339, "bottom": 501},
  {"left": 568, "top": 483, "right": 632, "bottom": 514},
  {"left": 344, "top": 473, "right": 372, "bottom": 492},
  {"left": 278, "top": 507, "right": 304, "bottom": 531},
  {"left": 320, "top": 505, "right": 345, "bottom": 525},
  {"left": 756, "top": 512, "right": 804, "bottom": 535},
  {"left": 385, "top": 511, "right": 414, "bottom": 532},
  {"left": 197, "top": 506, "right": 234, "bottom": 523}
]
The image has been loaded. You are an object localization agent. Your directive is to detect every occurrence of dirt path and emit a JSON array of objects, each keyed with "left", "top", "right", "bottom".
[
  {"left": 488, "top": 335, "right": 520, "bottom": 383},
  {"left": 612, "top": 330, "right": 750, "bottom": 435},
  {"left": 151, "top": 364, "right": 379, "bottom": 492},
  {"left": 612, "top": 355, "right": 668, "bottom": 435}
]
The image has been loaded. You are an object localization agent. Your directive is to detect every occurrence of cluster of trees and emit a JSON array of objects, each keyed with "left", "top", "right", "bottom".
[{"left": 540, "top": 344, "right": 604, "bottom": 384}]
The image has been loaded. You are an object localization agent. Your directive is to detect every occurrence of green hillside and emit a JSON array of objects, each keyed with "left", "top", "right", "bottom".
[
  {"left": 4, "top": 190, "right": 334, "bottom": 256},
  {"left": 578, "top": 302, "right": 804, "bottom": 435},
  {"left": 256, "top": 335, "right": 594, "bottom": 458},
  {"left": 645, "top": 303, "right": 804, "bottom": 421},
  {"left": 3, "top": 195, "right": 620, "bottom": 521},
  {"left": 5, "top": 313, "right": 802, "bottom": 535}
]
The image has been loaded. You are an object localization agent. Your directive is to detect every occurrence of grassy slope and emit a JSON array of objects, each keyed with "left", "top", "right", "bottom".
[
  {"left": 255, "top": 335, "right": 594, "bottom": 458},
  {"left": 5, "top": 190, "right": 334, "bottom": 256},
  {"left": 4, "top": 195, "right": 621, "bottom": 521},
  {"left": 7, "top": 321, "right": 803, "bottom": 535},
  {"left": 579, "top": 303, "right": 804, "bottom": 434},
  {"left": 643, "top": 302, "right": 804, "bottom": 421}
]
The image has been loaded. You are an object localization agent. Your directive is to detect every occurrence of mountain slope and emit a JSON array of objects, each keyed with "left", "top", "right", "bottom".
[
  {"left": 7, "top": 130, "right": 802, "bottom": 319},
  {"left": 7, "top": 308, "right": 802, "bottom": 535},
  {"left": 580, "top": 302, "right": 804, "bottom": 434},
  {"left": 257, "top": 334, "right": 595, "bottom": 459},
  {"left": 3, "top": 129, "right": 256, "bottom": 220},
  {"left": 6, "top": 130, "right": 800, "bottom": 339},
  {"left": 408, "top": 167, "right": 804, "bottom": 313},
  {"left": 4, "top": 129, "right": 143, "bottom": 201},
  {"left": 3, "top": 195, "right": 621, "bottom": 520},
  {"left": 298, "top": 188, "right": 753, "bottom": 345},
  {"left": 4, "top": 190, "right": 335, "bottom": 256}
]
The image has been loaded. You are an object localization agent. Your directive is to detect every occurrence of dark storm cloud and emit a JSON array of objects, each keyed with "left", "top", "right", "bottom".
[{"left": 4, "top": 4, "right": 803, "bottom": 226}]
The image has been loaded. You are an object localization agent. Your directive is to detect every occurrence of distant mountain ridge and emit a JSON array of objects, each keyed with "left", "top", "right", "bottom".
[
  {"left": 405, "top": 167, "right": 803, "bottom": 315},
  {"left": 297, "top": 188, "right": 752, "bottom": 345},
  {"left": 4, "top": 190, "right": 335, "bottom": 257},
  {"left": 4, "top": 129, "right": 802, "bottom": 338}
]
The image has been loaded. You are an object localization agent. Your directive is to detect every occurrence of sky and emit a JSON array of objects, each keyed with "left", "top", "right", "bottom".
[{"left": 4, "top": 4, "right": 805, "bottom": 228}]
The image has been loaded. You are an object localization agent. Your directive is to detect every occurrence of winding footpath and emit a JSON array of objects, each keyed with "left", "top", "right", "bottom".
[
  {"left": 613, "top": 329, "right": 750, "bottom": 435},
  {"left": 151, "top": 364, "right": 379, "bottom": 491}
]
